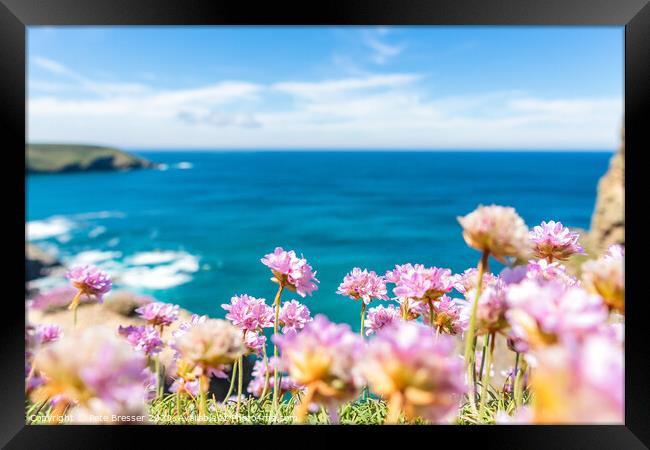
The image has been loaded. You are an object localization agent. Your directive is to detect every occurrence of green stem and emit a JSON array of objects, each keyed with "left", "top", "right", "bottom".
[
  {"left": 236, "top": 356, "right": 244, "bottom": 416},
  {"left": 478, "top": 336, "right": 488, "bottom": 382},
  {"left": 260, "top": 344, "right": 270, "bottom": 399},
  {"left": 224, "top": 360, "right": 238, "bottom": 402},
  {"left": 428, "top": 299, "right": 435, "bottom": 327},
  {"left": 478, "top": 332, "right": 495, "bottom": 419},
  {"left": 463, "top": 250, "right": 489, "bottom": 415},
  {"left": 154, "top": 356, "right": 160, "bottom": 400},
  {"left": 512, "top": 352, "right": 520, "bottom": 404},
  {"left": 271, "top": 283, "right": 285, "bottom": 417},
  {"left": 360, "top": 302, "right": 367, "bottom": 337},
  {"left": 514, "top": 357, "right": 527, "bottom": 408}
]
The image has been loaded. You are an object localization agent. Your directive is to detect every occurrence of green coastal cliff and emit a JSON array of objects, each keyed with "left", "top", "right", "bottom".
[{"left": 27, "top": 144, "right": 156, "bottom": 174}]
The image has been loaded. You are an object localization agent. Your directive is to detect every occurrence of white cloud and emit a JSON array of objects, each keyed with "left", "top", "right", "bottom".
[
  {"left": 362, "top": 29, "right": 405, "bottom": 65},
  {"left": 28, "top": 57, "right": 622, "bottom": 149}
]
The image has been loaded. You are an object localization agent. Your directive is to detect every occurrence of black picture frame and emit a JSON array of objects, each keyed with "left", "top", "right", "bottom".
[{"left": 2, "top": 0, "right": 648, "bottom": 447}]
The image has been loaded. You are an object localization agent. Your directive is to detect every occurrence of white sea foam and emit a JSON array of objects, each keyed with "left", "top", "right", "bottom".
[
  {"left": 88, "top": 226, "right": 107, "bottom": 238},
  {"left": 157, "top": 164, "right": 169, "bottom": 171},
  {"left": 118, "top": 251, "right": 200, "bottom": 289},
  {"left": 175, "top": 162, "right": 193, "bottom": 169},
  {"left": 27, "top": 217, "right": 75, "bottom": 241},
  {"left": 70, "top": 210, "right": 125, "bottom": 220},
  {"left": 125, "top": 251, "right": 188, "bottom": 266},
  {"left": 67, "top": 250, "right": 122, "bottom": 266}
]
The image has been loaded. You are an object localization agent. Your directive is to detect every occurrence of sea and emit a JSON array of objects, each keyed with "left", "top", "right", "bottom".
[{"left": 26, "top": 151, "right": 611, "bottom": 328}]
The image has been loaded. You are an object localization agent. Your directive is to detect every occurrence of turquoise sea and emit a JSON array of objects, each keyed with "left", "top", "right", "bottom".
[{"left": 26, "top": 151, "right": 611, "bottom": 328}]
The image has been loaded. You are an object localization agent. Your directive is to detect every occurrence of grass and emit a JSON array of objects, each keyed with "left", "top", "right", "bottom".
[{"left": 26, "top": 386, "right": 531, "bottom": 425}]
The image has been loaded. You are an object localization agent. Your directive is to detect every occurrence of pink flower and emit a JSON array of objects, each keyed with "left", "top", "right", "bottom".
[
  {"left": 247, "top": 357, "right": 303, "bottom": 398},
  {"left": 135, "top": 302, "right": 179, "bottom": 327},
  {"left": 221, "top": 294, "right": 274, "bottom": 332},
  {"left": 458, "top": 204, "right": 530, "bottom": 261},
  {"left": 462, "top": 282, "right": 509, "bottom": 335},
  {"left": 261, "top": 247, "right": 319, "bottom": 297},
  {"left": 454, "top": 268, "right": 498, "bottom": 297},
  {"left": 365, "top": 304, "right": 401, "bottom": 336},
  {"left": 65, "top": 265, "right": 112, "bottom": 302},
  {"left": 336, "top": 268, "right": 388, "bottom": 304},
  {"left": 273, "top": 315, "right": 363, "bottom": 403},
  {"left": 387, "top": 264, "right": 455, "bottom": 302},
  {"left": 529, "top": 221, "right": 584, "bottom": 261},
  {"left": 244, "top": 331, "right": 267, "bottom": 355},
  {"left": 278, "top": 300, "right": 312, "bottom": 335},
  {"left": 421, "top": 295, "right": 467, "bottom": 335},
  {"left": 359, "top": 321, "right": 466, "bottom": 423},
  {"left": 170, "top": 378, "right": 200, "bottom": 397},
  {"left": 529, "top": 334, "right": 623, "bottom": 423},
  {"left": 525, "top": 259, "right": 580, "bottom": 287},
  {"left": 506, "top": 280, "right": 608, "bottom": 350},
  {"left": 118, "top": 325, "right": 163, "bottom": 356},
  {"left": 34, "top": 324, "right": 63, "bottom": 344},
  {"left": 582, "top": 244, "right": 625, "bottom": 312}
]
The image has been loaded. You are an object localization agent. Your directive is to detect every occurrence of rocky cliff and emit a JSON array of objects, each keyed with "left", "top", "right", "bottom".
[
  {"left": 589, "top": 128, "right": 625, "bottom": 252},
  {"left": 27, "top": 144, "right": 156, "bottom": 174}
]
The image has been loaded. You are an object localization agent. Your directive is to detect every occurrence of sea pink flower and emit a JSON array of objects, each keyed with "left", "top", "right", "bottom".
[
  {"left": 170, "top": 378, "right": 200, "bottom": 397},
  {"left": 65, "top": 265, "right": 112, "bottom": 303},
  {"left": 135, "top": 301, "right": 180, "bottom": 327},
  {"left": 365, "top": 304, "right": 401, "bottom": 336},
  {"left": 273, "top": 315, "right": 363, "bottom": 404},
  {"left": 528, "top": 334, "right": 623, "bottom": 423},
  {"left": 529, "top": 220, "right": 584, "bottom": 261},
  {"left": 221, "top": 294, "right": 274, "bottom": 332},
  {"left": 454, "top": 268, "right": 498, "bottom": 297},
  {"left": 387, "top": 264, "right": 455, "bottom": 302},
  {"left": 506, "top": 280, "right": 608, "bottom": 350},
  {"left": 244, "top": 331, "right": 267, "bottom": 355},
  {"left": 336, "top": 268, "right": 388, "bottom": 304},
  {"left": 261, "top": 247, "right": 319, "bottom": 297},
  {"left": 247, "top": 357, "right": 303, "bottom": 398},
  {"left": 174, "top": 319, "right": 245, "bottom": 375},
  {"left": 118, "top": 325, "right": 164, "bottom": 356},
  {"left": 419, "top": 295, "right": 467, "bottom": 335},
  {"left": 278, "top": 300, "right": 312, "bottom": 335},
  {"left": 526, "top": 259, "right": 580, "bottom": 287},
  {"left": 359, "top": 321, "right": 466, "bottom": 424},
  {"left": 31, "top": 326, "right": 149, "bottom": 420},
  {"left": 582, "top": 244, "right": 625, "bottom": 312},
  {"left": 462, "top": 281, "right": 509, "bottom": 335},
  {"left": 34, "top": 324, "right": 63, "bottom": 344},
  {"left": 458, "top": 204, "right": 530, "bottom": 261}
]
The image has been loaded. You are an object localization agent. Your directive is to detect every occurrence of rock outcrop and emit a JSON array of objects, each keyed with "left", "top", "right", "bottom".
[
  {"left": 589, "top": 128, "right": 625, "bottom": 252},
  {"left": 26, "top": 243, "right": 61, "bottom": 282},
  {"left": 27, "top": 144, "right": 157, "bottom": 174}
]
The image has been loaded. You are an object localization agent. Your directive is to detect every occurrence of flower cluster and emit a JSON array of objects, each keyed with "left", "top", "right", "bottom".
[
  {"left": 273, "top": 315, "right": 363, "bottom": 409},
  {"left": 364, "top": 304, "right": 401, "bottom": 335},
  {"left": 505, "top": 280, "right": 608, "bottom": 352},
  {"left": 462, "top": 281, "right": 509, "bottom": 335},
  {"left": 528, "top": 334, "right": 623, "bottom": 423},
  {"left": 453, "top": 268, "right": 498, "bottom": 297},
  {"left": 31, "top": 326, "right": 149, "bottom": 423},
  {"left": 174, "top": 319, "right": 245, "bottom": 375},
  {"left": 423, "top": 295, "right": 467, "bottom": 335},
  {"left": 336, "top": 268, "right": 388, "bottom": 304},
  {"left": 458, "top": 204, "right": 530, "bottom": 261},
  {"left": 360, "top": 321, "right": 466, "bottom": 423},
  {"left": 582, "top": 244, "right": 625, "bottom": 312},
  {"left": 529, "top": 220, "right": 584, "bottom": 261},
  {"left": 278, "top": 300, "right": 312, "bottom": 335},
  {"left": 136, "top": 302, "right": 180, "bottom": 327},
  {"left": 65, "top": 265, "right": 113, "bottom": 301},
  {"left": 247, "top": 357, "right": 303, "bottom": 398},
  {"left": 118, "top": 325, "right": 164, "bottom": 356},
  {"left": 261, "top": 247, "right": 319, "bottom": 297},
  {"left": 386, "top": 264, "right": 455, "bottom": 302}
]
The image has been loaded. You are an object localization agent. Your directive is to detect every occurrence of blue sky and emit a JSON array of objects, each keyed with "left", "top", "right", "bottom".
[{"left": 28, "top": 26, "right": 623, "bottom": 150}]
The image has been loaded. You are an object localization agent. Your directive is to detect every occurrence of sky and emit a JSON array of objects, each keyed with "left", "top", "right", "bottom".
[{"left": 27, "top": 26, "right": 624, "bottom": 150}]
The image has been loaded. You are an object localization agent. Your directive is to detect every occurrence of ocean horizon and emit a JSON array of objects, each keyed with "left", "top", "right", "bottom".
[{"left": 26, "top": 150, "right": 611, "bottom": 328}]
